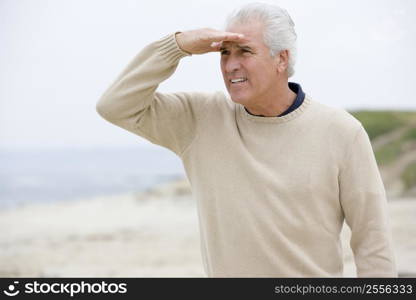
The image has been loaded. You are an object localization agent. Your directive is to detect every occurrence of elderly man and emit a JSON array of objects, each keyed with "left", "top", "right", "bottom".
[{"left": 96, "top": 3, "right": 397, "bottom": 277}]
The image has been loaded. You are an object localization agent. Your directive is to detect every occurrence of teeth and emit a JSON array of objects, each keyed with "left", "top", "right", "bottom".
[{"left": 231, "top": 78, "right": 247, "bottom": 83}]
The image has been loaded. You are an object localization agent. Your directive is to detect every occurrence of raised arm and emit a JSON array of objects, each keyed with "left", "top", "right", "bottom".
[{"left": 96, "top": 29, "right": 247, "bottom": 156}]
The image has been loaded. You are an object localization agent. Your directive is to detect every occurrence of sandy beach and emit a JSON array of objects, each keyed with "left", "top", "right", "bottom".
[{"left": 0, "top": 178, "right": 415, "bottom": 277}]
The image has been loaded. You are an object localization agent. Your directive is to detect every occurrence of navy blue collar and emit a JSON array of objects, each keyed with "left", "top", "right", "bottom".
[
  {"left": 278, "top": 82, "right": 305, "bottom": 117},
  {"left": 244, "top": 82, "right": 305, "bottom": 117}
]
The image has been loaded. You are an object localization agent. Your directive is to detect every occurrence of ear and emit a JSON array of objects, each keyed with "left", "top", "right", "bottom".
[{"left": 275, "top": 50, "right": 290, "bottom": 74}]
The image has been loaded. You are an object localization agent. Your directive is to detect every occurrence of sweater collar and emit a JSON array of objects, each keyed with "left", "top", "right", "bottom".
[
  {"left": 244, "top": 82, "right": 305, "bottom": 118},
  {"left": 238, "top": 82, "right": 311, "bottom": 124}
]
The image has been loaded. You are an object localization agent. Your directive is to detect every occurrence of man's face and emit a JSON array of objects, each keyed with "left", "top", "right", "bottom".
[{"left": 220, "top": 20, "right": 280, "bottom": 106}]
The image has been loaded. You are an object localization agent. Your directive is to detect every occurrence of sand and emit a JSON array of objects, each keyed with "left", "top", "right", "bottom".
[{"left": 0, "top": 180, "right": 415, "bottom": 277}]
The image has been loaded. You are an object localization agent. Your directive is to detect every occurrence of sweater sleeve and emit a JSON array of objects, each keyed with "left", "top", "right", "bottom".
[
  {"left": 96, "top": 32, "right": 209, "bottom": 156},
  {"left": 339, "top": 125, "right": 397, "bottom": 277}
]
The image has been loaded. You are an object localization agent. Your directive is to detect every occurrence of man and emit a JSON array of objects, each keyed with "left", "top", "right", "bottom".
[{"left": 96, "top": 3, "right": 397, "bottom": 277}]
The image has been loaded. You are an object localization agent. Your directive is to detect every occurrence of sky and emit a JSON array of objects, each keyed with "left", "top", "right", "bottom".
[{"left": 0, "top": 0, "right": 415, "bottom": 150}]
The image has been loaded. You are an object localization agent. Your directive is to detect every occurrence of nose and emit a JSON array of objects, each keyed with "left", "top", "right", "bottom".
[{"left": 224, "top": 55, "right": 241, "bottom": 74}]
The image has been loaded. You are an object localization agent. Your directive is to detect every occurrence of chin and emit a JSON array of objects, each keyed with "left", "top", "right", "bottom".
[{"left": 228, "top": 92, "right": 250, "bottom": 105}]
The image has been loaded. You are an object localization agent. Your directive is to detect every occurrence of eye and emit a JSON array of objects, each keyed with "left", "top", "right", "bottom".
[{"left": 220, "top": 50, "right": 230, "bottom": 55}]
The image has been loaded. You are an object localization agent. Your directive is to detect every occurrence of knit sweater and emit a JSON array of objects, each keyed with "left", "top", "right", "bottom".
[{"left": 96, "top": 32, "right": 397, "bottom": 277}]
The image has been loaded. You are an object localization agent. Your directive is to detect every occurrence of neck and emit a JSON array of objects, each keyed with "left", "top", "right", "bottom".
[{"left": 244, "top": 81, "right": 296, "bottom": 117}]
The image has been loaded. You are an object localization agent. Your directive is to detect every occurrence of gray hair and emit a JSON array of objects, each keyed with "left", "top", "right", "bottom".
[{"left": 224, "top": 2, "right": 297, "bottom": 77}]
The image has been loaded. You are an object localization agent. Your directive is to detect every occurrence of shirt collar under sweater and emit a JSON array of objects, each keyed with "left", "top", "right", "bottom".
[
  {"left": 240, "top": 82, "right": 310, "bottom": 124},
  {"left": 279, "top": 82, "right": 305, "bottom": 117},
  {"left": 244, "top": 82, "right": 305, "bottom": 117}
]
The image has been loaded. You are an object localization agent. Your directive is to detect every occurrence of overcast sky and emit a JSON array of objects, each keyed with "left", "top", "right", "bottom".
[{"left": 1, "top": 0, "right": 415, "bottom": 150}]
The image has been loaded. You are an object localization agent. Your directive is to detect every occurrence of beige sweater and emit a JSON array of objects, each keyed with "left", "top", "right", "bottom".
[{"left": 96, "top": 33, "right": 397, "bottom": 277}]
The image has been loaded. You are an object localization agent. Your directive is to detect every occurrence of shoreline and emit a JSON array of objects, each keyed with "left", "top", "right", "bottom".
[{"left": 0, "top": 179, "right": 415, "bottom": 277}]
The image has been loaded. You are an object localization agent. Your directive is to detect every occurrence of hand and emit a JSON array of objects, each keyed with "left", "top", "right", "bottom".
[{"left": 175, "top": 28, "right": 248, "bottom": 55}]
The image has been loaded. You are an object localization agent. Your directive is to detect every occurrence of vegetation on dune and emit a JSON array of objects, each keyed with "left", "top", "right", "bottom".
[
  {"left": 374, "top": 139, "right": 403, "bottom": 165},
  {"left": 349, "top": 111, "right": 416, "bottom": 141},
  {"left": 348, "top": 110, "right": 416, "bottom": 194},
  {"left": 401, "top": 162, "right": 416, "bottom": 191},
  {"left": 373, "top": 127, "right": 416, "bottom": 166}
]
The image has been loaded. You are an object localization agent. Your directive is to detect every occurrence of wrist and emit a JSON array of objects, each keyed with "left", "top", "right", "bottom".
[{"left": 174, "top": 32, "right": 192, "bottom": 55}]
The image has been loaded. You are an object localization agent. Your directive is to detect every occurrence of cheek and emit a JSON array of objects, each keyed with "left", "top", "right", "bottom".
[
  {"left": 246, "top": 59, "right": 270, "bottom": 75},
  {"left": 253, "top": 64, "right": 276, "bottom": 82}
]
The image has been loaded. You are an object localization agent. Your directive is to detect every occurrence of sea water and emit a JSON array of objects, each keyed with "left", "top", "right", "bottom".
[{"left": 0, "top": 146, "right": 185, "bottom": 209}]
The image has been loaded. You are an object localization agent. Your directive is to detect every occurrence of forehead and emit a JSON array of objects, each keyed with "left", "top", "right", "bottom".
[{"left": 221, "top": 41, "right": 255, "bottom": 49}]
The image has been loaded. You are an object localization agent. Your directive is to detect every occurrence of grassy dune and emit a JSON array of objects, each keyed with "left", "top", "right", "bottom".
[{"left": 349, "top": 110, "right": 416, "bottom": 196}]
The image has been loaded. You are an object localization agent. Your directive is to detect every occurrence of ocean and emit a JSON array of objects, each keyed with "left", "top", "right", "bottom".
[{"left": 0, "top": 146, "right": 186, "bottom": 209}]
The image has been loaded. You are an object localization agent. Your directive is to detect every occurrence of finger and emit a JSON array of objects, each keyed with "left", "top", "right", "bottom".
[
  {"left": 211, "top": 32, "right": 247, "bottom": 43},
  {"left": 210, "top": 41, "right": 223, "bottom": 50}
]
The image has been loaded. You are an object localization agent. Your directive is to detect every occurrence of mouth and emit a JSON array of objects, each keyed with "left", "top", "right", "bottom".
[{"left": 229, "top": 77, "right": 248, "bottom": 85}]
